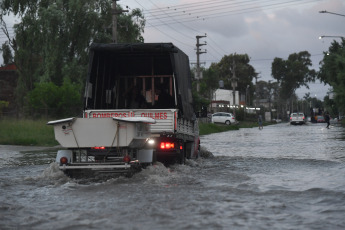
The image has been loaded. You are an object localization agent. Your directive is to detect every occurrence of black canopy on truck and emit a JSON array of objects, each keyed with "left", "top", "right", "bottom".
[{"left": 84, "top": 43, "right": 195, "bottom": 121}]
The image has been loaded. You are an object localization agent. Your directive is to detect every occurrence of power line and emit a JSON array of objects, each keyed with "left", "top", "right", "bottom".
[
  {"left": 130, "top": 0, "right": 195, "bottom": 51},
  {"left": 146, "top": 0, "right": 321, "bottom": 27},
  {"left": 146, "top": 0, "right": 255, "bottom": 19},
  {"left": 145, "top": 0, "right": 195, "bottom": 41}
]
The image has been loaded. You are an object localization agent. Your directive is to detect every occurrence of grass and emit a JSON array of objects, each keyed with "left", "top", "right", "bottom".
[
  {"left": 0, "top": 118, "right": 268, "bottom": 146},
  {"left": 199, "top": 123, "right": 239, "bottom": 135},
  {"left": 0, "top": 118, "right": 59, "bottom": 146},
  {"left": 199, "top": 121, "right": 269, "bottom": 136}
]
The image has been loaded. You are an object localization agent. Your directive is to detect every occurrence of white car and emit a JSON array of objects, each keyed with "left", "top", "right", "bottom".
[
  {"left": 290, "top": 112, "right": 306, "bottom": 125},
  {"left": 211, "top": 112, "right": 237, "bottom": 125}
]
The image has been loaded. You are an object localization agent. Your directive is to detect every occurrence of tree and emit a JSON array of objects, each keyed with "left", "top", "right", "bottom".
[
  {"left": 191, "top": 67, "right": 216, "bottom": 115},
  {"left": 256, "top": 80, "right": 270, "bottom": 100},
  {"left": 0, "top": 0, "right": 145, "bottom": 117},
  {"left": 318, "top": 38, "right": 345, "bottom": 113},
  {"left": 210, "top": 53, "right": 256, "bottom": 94},
  {"left": 194, "top": 54, "right": 256, "bottom": 115},
  {"left": 0, "top": 41, "right": 13, "bottom": 65},
  {"left": 271, "top": 51, "right": 316, "bottom": 101}
]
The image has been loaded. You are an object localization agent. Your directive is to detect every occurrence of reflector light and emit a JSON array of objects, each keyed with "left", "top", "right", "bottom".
[
  {"left": 160, "top": 142, "right": 175, "bottom": 149},
  {"left": 60, "top": 157, "right": 68, "bottom": 165},
  {"left": 92, "top": 146, "right": 105, "bottom": 150},
  {"left": 123, "top": 155, "right": 131, "bottom": 163}
]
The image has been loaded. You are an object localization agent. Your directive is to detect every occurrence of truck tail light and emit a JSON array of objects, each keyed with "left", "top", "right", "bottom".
[
  {"left": 60, "top": 157, "right": 68, "bottom": 165},
  {"left": 160, "top": 142, "right": 175, "bottom": 149},
  {"left": 91, "top": 146, "right": 105, "bottom": 150}
]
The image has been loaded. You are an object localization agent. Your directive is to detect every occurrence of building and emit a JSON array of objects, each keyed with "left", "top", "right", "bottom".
[
  {"left": 210, "top": 88, "right": 240, "bottom": 112},
  {"left": 0, "top": 64, "right": 18, "bottom": 116}
]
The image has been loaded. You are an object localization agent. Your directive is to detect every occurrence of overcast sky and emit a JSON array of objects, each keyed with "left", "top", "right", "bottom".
[
  {"left": 1, "top": 0, "right": 344, "bottom": 99},
  {"left": 122, "top": 0, "right": 345, "bottom": 99}
]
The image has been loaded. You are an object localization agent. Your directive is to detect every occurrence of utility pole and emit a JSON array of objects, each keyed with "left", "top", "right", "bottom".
[
  {"left": 112, "top": 0, "right": 128, "bottom": 43},
  {"left": 254, "top": 73, "right": 261, "bottom": 108},
  {"left": 195, "top": 34, "right": 207, "bottom": 92},
  {"left": 230, "top": 59, "right": 237, "bottom": 116}
]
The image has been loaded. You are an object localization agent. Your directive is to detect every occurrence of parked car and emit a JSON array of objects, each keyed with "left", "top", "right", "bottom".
[
  {"left": 290, "top": 112, "right": 306, "bottom": 125},
  {"left": 211, "top": 112, "right": 237, "bottom": 125},
  {"left": 316, "top": 115, "right": 325, "bottom": 123}
]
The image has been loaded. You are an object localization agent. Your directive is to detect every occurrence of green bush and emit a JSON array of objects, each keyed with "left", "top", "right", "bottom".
[
  {"left": 0, "top": 100, "right": 9, "bottom": 117},
  {"left": 27, "top": 79, "right": 82, "bottom": 118}
]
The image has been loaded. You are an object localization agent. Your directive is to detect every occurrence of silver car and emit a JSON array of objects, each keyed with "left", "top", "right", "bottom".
[
  {"left": 211, "top": 112, "right": 237, "bottom": 125},
  {"left": 290, "top": 112, "right": 306, "bottom": 125}
]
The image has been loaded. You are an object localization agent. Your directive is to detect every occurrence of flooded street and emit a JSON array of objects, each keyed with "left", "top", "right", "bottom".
[{"left": 1, "top": 122, "right": 345, "bottom": 230}]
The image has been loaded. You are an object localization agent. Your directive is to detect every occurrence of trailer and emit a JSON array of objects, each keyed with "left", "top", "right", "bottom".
[{"left": 48, "top": 43, "right": 199, "bottom": 177}]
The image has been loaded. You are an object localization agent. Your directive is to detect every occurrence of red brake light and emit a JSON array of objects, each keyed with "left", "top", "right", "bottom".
[
  {"left": 92, "top": 146, "right": 105, "bottom": 150},
  {"left": 60, "top": 157, "right": 68, "bottom": 165},
  {"left": 160, "top": 142, "right": 175, "bottom": 149}
]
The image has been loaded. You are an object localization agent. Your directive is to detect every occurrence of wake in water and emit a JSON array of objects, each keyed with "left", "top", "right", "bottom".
[{"left": 31, "top": 145, "right": 215, "bottom": 188}]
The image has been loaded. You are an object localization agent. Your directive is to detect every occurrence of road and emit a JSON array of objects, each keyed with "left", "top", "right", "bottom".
[{"left": 1, "top": 122, "right": 345, "bottom": 229}]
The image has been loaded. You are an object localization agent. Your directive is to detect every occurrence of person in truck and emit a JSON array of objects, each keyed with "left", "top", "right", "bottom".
[
  {"left": 125, "top": 85, "right": 147, "bottom": 109},
  {"left": 155, "top": 84, "right": 175, "bottom": 109}
]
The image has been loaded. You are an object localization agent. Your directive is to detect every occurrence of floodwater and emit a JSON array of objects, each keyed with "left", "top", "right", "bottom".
[{"left": 1, "top": 122, "right": 345, "bottom": 230}]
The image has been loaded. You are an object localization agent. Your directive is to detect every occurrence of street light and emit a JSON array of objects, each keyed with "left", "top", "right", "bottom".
[{"left": 319, "top": 35, "right": 345, "bottom": 39}]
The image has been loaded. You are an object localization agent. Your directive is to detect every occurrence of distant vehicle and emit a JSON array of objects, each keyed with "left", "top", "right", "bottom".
[
  {"left": 211, "top": 112, "right": 237, "bottom": 125},
  {"left": 290, "top": 112, "right": 306, "bottom": 125},
  {"left": 316, "top": 115, "right": 325, "bottom": 123}
]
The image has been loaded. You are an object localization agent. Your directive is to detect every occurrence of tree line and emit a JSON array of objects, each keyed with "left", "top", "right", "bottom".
[{"left": 193, "top": 43, "right": 345, "bottom": 120}]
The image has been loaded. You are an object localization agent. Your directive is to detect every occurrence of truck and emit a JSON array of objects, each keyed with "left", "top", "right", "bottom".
[{"left": 48, "top": 43, "right": 200, "bottom": 177}]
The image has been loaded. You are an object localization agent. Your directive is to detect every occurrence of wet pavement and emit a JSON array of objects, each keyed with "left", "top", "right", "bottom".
[{"left": 1, "top": 122, "right": 345, "bottom": 229}]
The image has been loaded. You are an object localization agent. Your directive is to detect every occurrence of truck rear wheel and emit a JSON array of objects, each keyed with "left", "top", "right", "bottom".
[{"left": 179, "top": 148, "right": 186, "bottom": 164}]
